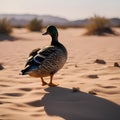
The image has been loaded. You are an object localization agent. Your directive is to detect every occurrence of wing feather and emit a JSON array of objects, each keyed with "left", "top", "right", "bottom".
[{"left": 25, "top": 46, "right": 58, "bottom": 67}]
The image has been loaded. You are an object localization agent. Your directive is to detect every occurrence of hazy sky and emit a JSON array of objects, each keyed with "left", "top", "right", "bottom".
[{"left": 0, "top": 0, "right": 120, "bottom": 20}]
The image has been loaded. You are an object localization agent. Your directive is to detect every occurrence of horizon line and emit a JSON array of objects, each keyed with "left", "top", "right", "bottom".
[{"left": 0, "top": 13, "right": 120, "bottom": 21}]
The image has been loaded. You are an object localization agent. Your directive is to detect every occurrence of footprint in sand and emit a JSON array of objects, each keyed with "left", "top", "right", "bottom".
[
  {"left": 0, "top": 63, "right": 4, "bottom": 70},
  {"left": 102, "top": 86, "right": 117, "bottom": 89},
  {"left": 109, "top": 77, "right": 120, "bottom": 80},
  {"left": 96, "top": 84, "right": 117, "bottom": 89},
  {"left": 87, "top": 74, "right": 99, "bottom": 79},
  {"left": 26, "top": 99, "right": 42, "bottom": 107},
  {"left": 0, "top": 101, "right": 3, "bottom": 104},
  {"left": 19, "top": 88, "right": 32, "bottom": 92},
  {"left": 3, "top": 93, "right": 24, "bottom": 97},
  {"left": 31, "top": 114, "right": 42, "bottom": 117},
  {"left": 0, "top": 84, "right": 10, "bottom": 87},
  {"left": 89, "top": 85, "right": 117, "bottom": 96},
  {"left": 8, "top": 107, "right": 25, "bottom": 112},
  {"left": 90, "top": 87, "right": 119, "bottom": 95},
  {"left": 30, "top": 109, "right": 45, "bottom": 117}
]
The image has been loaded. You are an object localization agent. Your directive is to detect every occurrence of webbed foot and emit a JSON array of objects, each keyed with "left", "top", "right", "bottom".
[
  {"left": 42, "top": 81, "right": 48, "bottom": 86},
  {"left": 48, "top": 83, "right": 59, "bottom": 87}
]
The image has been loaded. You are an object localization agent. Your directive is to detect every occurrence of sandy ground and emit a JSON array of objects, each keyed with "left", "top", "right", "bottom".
[{"left": 0, "top": 28, "right": 120, "bottom": 120}]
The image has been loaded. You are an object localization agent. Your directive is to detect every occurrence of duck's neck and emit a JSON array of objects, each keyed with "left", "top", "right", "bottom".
[{"left": 51, "top": 35, "right": 59, "bottom": 46}]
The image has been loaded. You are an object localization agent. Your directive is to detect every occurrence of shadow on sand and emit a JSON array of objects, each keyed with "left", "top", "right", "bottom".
[
  {"left": 28, "top": 86, "right": 120, "bottom": 120},
  {"left": 0, "top": 34, "right": 16, "bottom": 41}
]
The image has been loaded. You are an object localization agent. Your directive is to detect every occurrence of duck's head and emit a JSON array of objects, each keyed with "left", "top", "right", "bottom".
[{"left": 42, "top": 25, "right": 58, "bottom": 37}]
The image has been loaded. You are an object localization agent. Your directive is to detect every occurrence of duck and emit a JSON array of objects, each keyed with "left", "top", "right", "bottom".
[{"left": 20, "top": 25, "right": 67, "bottom": 87}]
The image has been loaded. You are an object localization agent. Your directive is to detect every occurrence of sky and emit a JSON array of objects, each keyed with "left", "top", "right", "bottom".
[{"left": 0, "top": 0, "right": 120, "bottom": 20}]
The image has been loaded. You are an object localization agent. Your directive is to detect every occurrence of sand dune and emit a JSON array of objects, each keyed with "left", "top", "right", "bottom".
[{"left": 0, "top": 28, "right": 120, "bottom": 120}]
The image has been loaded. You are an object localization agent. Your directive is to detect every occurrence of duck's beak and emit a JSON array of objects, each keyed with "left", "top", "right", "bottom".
[{"left": 42, "top": 31, "right": 48, "bottom": 35}]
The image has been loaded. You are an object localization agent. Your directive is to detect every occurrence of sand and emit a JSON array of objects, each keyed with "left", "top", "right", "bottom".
[{"left": 0, "top": 28, "right": 120, "bottom": 120}]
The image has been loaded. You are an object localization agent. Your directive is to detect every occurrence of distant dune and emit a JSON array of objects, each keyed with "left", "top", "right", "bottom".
[{"left": 0, "top": 14, "right": 120, "bottom": 27}]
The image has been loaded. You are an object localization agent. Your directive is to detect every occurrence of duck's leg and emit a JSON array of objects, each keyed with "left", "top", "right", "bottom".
[
  {"left": 48, "top": 74, "right": 59, "bottom": 87},
  {"left": 40, "top": 77, "right": 47, "bottom": 86}
]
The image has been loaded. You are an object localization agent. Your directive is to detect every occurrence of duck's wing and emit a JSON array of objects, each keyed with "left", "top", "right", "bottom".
[
  {"left": 25, "top": 46, "right": 57, "bottom": 67},
  {"left": 29, "top": 48, "right": 41, "bottom": 57},
  {"left": 25, "top": 48, "right": 41, "bottom": 67},
  {"left": 21, "top": 48, "right": 41, "bottom": 75},
  {"left": 33, "top": 46, "right": 57, "bottom": 64}
]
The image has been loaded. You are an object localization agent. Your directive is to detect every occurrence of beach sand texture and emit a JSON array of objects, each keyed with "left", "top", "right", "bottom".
[{"left": 0, "top": 28, "right": 120, "bottom": 120}]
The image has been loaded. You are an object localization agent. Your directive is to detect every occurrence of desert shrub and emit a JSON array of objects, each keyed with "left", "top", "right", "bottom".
[
  {"left": 27, "top": 18, "right": 43, "bottom": 32},
  {"left": 115, "top": 24, "right": 120, "bottom": 27},
  {"left": 85, "top": 15, "right": 115, "bottom": 35},
  {"left": 0, "top": 18, "right": 12, "bottom": 34}
]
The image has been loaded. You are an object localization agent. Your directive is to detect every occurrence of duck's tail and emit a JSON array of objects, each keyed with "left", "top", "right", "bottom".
[
  {"left": 20, "top": 65, "right": 39, "bottom": 75},
  {"left": 20, "top": 68, "right": 29, "bottom": 75}
]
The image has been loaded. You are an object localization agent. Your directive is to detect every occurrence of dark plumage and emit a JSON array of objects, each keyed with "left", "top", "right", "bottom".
[{"left": 21, "top": 26, "right": 67, "bottom": 86}]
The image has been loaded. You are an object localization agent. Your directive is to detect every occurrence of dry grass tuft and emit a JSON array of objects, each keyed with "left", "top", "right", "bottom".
[
  {"left": 85, "top": 15, "right": 115, "bottom": 35},
  {"left": 27, "top": 18, "right": 43, "bottom": 32},
  {"left": 0, "top": 18, "right": 12, "bottom": 35}
]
